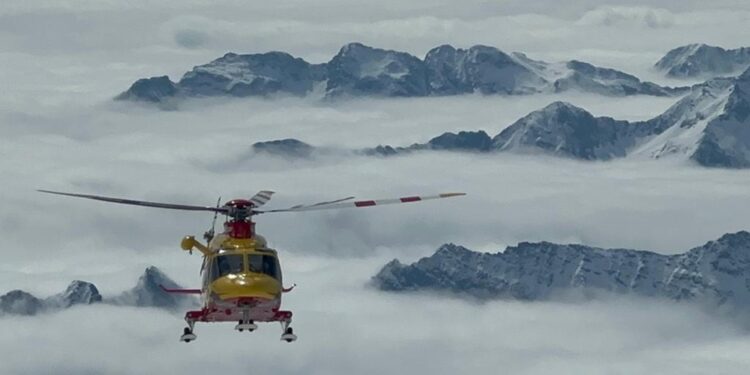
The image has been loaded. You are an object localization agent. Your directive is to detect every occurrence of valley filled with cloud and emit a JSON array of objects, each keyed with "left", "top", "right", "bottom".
[{"left": 2, "top": 0, "right": 750, "bottom": 374}]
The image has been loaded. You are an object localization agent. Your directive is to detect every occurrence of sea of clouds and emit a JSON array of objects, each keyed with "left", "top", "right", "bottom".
[{"left": 2, "top": 0, "right": 750, "bottom": 374}]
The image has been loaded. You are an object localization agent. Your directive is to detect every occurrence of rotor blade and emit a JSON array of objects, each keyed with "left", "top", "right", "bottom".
[
  {"left": 37, "top": 190, "right": 229, "bottom": 213},
  {"left": 249, "top": 190, "right": 275, "bottom": 207},
  {"left": 257, "top": 193, "right": 465, "bottom": 213}
]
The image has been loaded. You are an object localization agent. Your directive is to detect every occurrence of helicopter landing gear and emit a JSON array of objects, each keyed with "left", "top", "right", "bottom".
[
  {"left": 235, "top": 320, "right": 258, "bottom": 332},
  {"left": 181, "top": 319, "right": 197, "bottom": 343},
  {"left": 280, "top": 320, "right": 297, "bottom": 343},
  {"left": 180, "top": 327, "right": 197, "bottom": 343},
  {"left": 235, "top": 309, "right": 258, "bottom": 332}
]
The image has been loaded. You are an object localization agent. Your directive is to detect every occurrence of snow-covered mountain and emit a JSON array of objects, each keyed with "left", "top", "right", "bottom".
[
  {"left": 424, "top": 45, "right": 547, "bottom": 95},
  {"left": 0, "top": 267, "right": 191, "bottom": 316},
  {"left": 118, "top": 43, "right": 682, "bottom": 103},
  {"left": 109, "top": 266, "right": 190, "bottom": 310},
  {"left": 44, "top": 280, "right": 102, "bottom": 309},
  {"left": 373, "top": 231, "right": 750, "bottom": 308},
  {"left": 492, "top": 101, "right": 635, "bottom": 160},
  {"left": 0, "top": 281, "right": 101, "bottom": 316},
  {"left": 361, "top": 67, "right": 750, "bottom": 168},
  {"left": 655, "top": 44, "right": 750, "bottom": 79},
  {"left": 178, "top": 52, "right": 325, "bottom": 98},
  {"left": 631, "top": 68, "right": 750, "bottom": 167},
  {"left": 326, "top": 43, "right": 429, "bottom": 98}
]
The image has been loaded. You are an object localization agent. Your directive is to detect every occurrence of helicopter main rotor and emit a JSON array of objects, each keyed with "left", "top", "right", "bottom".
[{"left": 37, "top": 189, "right": 466, "bottom": 238}]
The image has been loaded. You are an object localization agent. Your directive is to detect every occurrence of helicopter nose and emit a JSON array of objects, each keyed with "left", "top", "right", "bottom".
[{"left": 211, "top": 273, "right": 280, "bottom": 300}]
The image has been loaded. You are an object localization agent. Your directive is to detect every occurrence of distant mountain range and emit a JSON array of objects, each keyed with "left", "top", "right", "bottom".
[
  {"left": 117, "top": 43, "right": 686, "bottom": 103},
  {"left": 0, "top": 267, "right": 194, "bottom": 316},
  {"left": 252, "top": 67, "right": 750, "bottom": 168},
  {"left": 655, "top": 44, "right": 750, "bottom": 79},
  {"left": 372, "top": 231, "right": 750, "bottom": 308}
]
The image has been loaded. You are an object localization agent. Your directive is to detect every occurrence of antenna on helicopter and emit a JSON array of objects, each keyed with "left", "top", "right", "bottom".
[{"left": 203, "top": 196, "right": 222, "bottom": 243}]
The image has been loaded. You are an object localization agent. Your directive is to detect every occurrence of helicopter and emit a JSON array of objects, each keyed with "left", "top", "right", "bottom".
[{"left": 38, "top": 189, "right": 465, "bottom": 343}]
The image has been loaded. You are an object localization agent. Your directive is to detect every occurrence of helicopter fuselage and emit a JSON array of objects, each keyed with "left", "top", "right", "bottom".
[{"left": 178, "top": 233, "right": 293, "bottom": 325}]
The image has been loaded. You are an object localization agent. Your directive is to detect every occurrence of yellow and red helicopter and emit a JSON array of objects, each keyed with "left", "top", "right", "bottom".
[{"left": 38, "top": 189, "right": 465, "bottom": 343}]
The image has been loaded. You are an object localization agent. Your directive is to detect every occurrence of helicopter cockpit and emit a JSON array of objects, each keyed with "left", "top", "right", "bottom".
[{"left": 207, "top": 253, "right": 281, "bottom": 281}]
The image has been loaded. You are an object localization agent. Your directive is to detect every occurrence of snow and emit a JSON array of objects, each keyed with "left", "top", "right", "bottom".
[{"left": 630, "top": 89, "right": 731, "bottom": 160}]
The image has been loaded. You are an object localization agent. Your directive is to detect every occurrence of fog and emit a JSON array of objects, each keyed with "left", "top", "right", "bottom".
[{"left": 2, "top": 0, "right": 750, "bottom": 374}]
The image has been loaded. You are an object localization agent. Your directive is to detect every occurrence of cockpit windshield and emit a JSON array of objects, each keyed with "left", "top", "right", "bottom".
[
  {"left": 213, "top": 255, "right": 244, "bottom": 278},
  {"left": 249, "top": 254, "right": 279, "bottom": 280},
  {"left": 208, "top": 253, "right": 280, "bottom": 281}
]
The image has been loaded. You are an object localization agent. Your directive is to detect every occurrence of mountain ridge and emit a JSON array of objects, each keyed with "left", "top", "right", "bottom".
[
  {"left": 257, "top": 69, "right": 750, "bottom": 168},
  {"left": 372, "top": 231, "right": 750, "bottom": 308},
  {"left": 0, "top": 266, "right": 194, "bottom": 316},
  {"left": 119, "top": 42, "right": 685, "bottom": 103},
  {"left": 656, "top": 43, "right": 750, "bottom": 79}
]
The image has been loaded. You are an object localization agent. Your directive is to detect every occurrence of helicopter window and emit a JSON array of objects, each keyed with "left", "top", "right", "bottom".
[
  {"left": 248, "top": 254, "right": 279, "bottom": 279},
  {"left": 213, "top": 255, "right": 244, "bottom": 279}
]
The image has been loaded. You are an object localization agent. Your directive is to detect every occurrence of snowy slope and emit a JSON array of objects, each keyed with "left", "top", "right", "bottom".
[
  {"left": 656, "top": 44, "right": 750, "bottom": 79},
  {"left": 492, "top": 101, "right": 635, "bottom": 160},
  {"left": 629, "top": 78, "right": 735, "bottom": 160}
]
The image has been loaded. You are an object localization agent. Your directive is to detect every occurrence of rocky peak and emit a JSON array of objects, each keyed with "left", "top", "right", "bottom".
[
  {"left": 655, "top": 43, "right": 750, "bottom": 78},
  {"left": 115, "top": 76, "right": 178, "bottom": 103},
  {"left": 326, "top": 42, "right": 429, "bottom": 98},
  {"left": 427, "top": 130, "right": 492, "bottom": 152},
  {"left": 691, "top": 67, "right": 750, "bottom": 168},
  {"left": 111, "top": 266, "right": 185, "bottom": 309},
  {"left": 433, "top": 243, "right": 475, "bottom": 258},
  {"left": 45, "top": 280, "right": 102, "bottom": 308},
  {"left": 252, "top": 138, "right": 315, "bottom": 158},
  {"left": 0, "top": 290, "right": 42, "bottom": 316},
  {"left": 492, "top": 101, "right": 634, "bottom": 160}
]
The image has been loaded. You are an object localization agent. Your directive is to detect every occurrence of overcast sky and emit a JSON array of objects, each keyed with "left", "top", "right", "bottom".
[{"left": 2, "top": 1, "right": 750, "bottom": 374}]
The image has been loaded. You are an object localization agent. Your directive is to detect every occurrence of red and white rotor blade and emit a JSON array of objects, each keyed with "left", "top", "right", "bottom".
[
  {"left": 258, "top": 193, "right": 466, "bottom": 213},
  {"left": 249, "top": 190, "right": 275, "bottom": 207}
]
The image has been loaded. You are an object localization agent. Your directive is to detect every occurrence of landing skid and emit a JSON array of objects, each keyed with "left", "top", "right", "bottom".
[
  {"left": 180, "top": 327, "right": 196, "bottom": 343},
  {"left": 180, "top": 308, "right": 297, "bottom": 343},
  {"left": 235, "top": 321, "right": 258, "bottom": 332},
  {"left": 280, "top": 325, "right": 297, "bottom": 342}
]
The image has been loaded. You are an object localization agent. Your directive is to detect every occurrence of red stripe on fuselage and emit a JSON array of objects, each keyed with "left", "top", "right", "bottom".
[
  {"left": 400, "top": 196, "right": 421, "bottom": 202},
  {"left": 354, "top": 200, "right": 377, "bottom": 207}
]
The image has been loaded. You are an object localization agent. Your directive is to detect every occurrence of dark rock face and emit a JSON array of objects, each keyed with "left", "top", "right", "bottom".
[
  {"left": 116, "top": 76, "right": 178, "bottom": 102},
  {"left": 112, "top": 266, "right": 185, "bottom": 309},
  {"left": 325, "top": 43, "right": 429, "bottom": 98},
  {"left": 424, "top": 45, "right": 546, "bottom": 95},
  {"left": 656, "top": 44, "right": 750, "bottom": 78},
  {"left": 252, "top": 138, "right": 315, "bottom": 158},
  {"left": 427, "top": 130, "right": 493, "bottom": 152},
  {"left": 492, "top": 102, "right": 634, "bottom": 160},
  {"left": 372, "top": 231, "right": 750, "bottom": 307},
  {"left": 178, "top": 52, "right": 324, "bottom": 98},
  {"left": 0, "top": 290, "right": 43, "bottom": 316}
]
